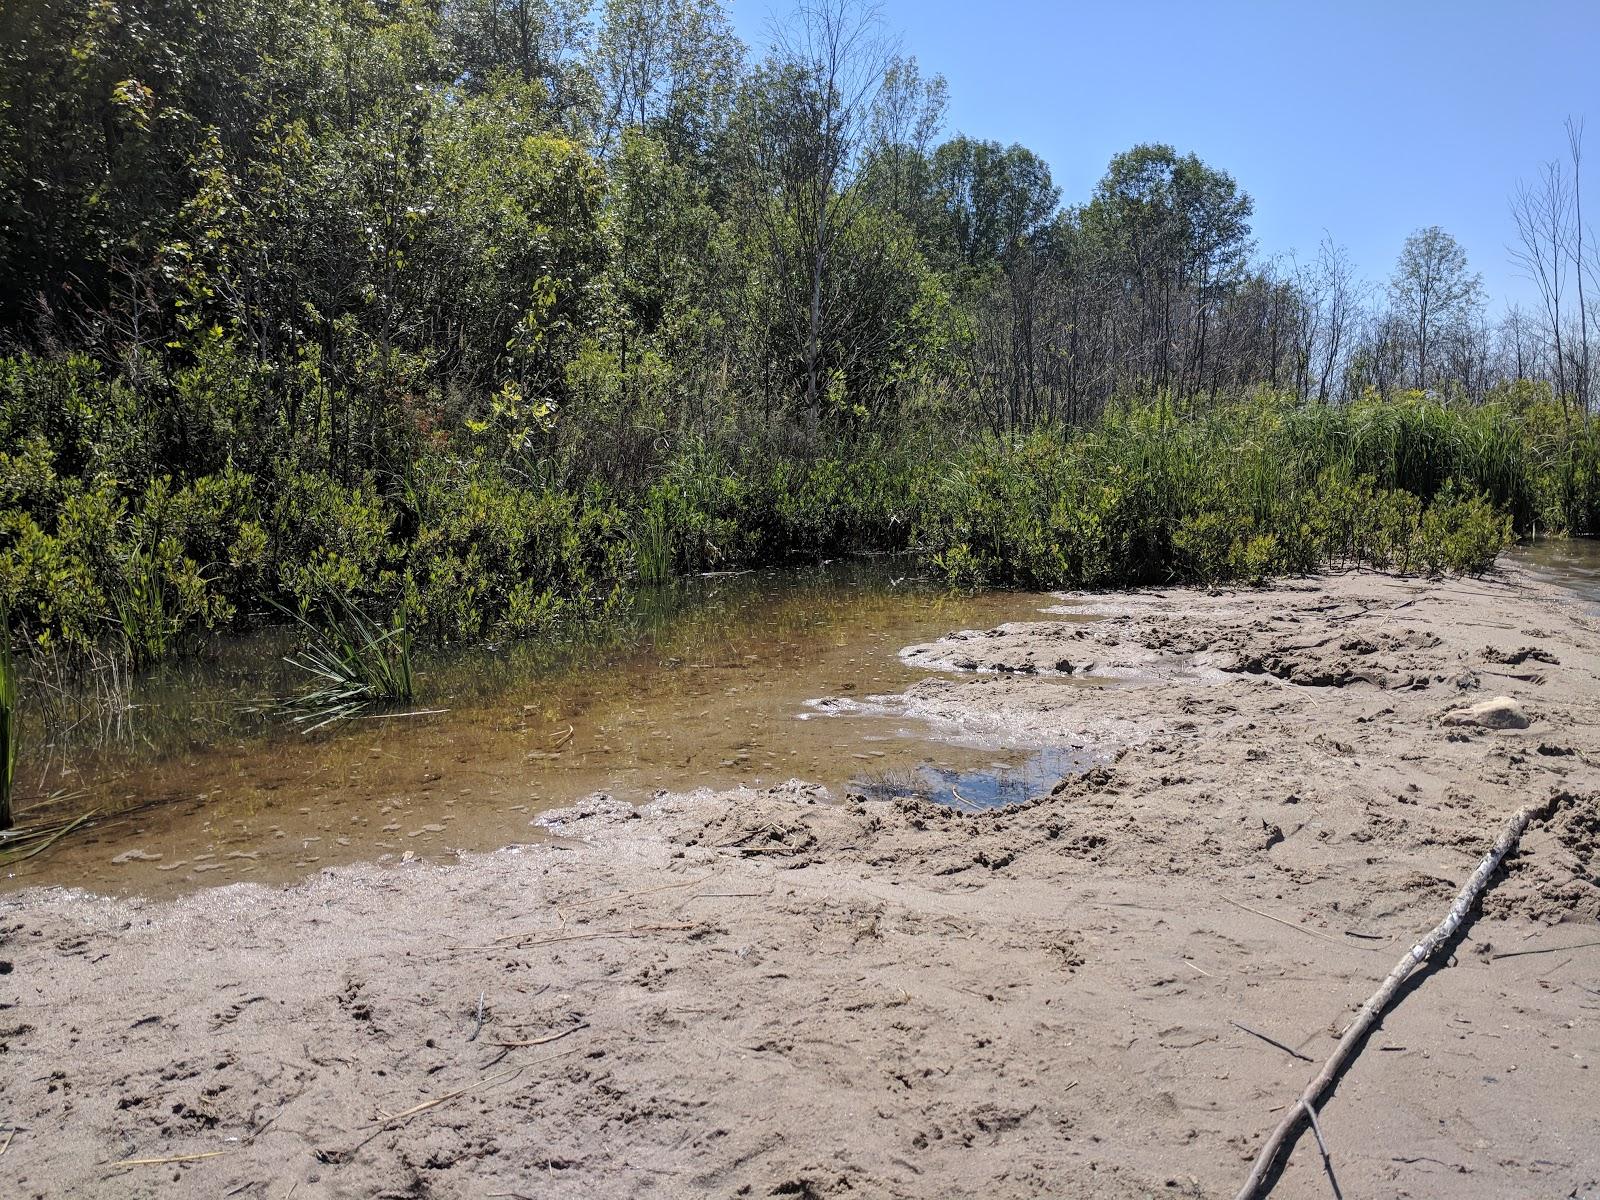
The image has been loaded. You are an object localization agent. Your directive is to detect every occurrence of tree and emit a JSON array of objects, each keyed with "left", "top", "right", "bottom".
[
  {"left": 441, "top": 0, "right": 594, "bottom": 123},
  {"left": 735, "top": 0, "right": 890, "bottom": 420},
  {"left": 1389, "top": 225, "right": 1483, "bottom": 392},
  {"left": 590, "top": 0, "right": 743, "bottom": 163},
  {"left": 1293, "top": 236, "right": 1363, "bottom": 401},
  {"left": 1080, "top": 144, "right": 1253, "bottom": 394},
  {"left": 857, "top": 55, "right": 946, "bottom": 230},
  {"left": 929, "top": 137, "right": 1059, "bottom": 274}
]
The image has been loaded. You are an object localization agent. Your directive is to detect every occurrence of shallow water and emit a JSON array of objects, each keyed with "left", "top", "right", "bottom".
[
  {"left": 4, "top": 561, "right": 1096, "bottom": 897},
  {"left": 1506, "top": 536, "right": 1600, "bottom": 608}
]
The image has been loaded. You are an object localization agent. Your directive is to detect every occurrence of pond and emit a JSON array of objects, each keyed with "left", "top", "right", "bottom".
[{"left": 3, "top": 560, "right": 1097, "bottom": 897}]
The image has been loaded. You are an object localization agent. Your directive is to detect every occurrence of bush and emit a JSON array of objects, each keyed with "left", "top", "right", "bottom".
[{"left": 0, "top": 359, "right": 1576, "bottom": 666}]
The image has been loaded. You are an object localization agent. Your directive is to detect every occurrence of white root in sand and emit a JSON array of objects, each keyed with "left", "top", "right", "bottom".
[{"left": 1235, "top": 795, "right": 1557, "bottom": 1200}]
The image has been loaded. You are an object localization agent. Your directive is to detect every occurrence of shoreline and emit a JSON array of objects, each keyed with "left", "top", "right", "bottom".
[{"left": 3, "top": 565, "right": 1598, "bottom": 1198}]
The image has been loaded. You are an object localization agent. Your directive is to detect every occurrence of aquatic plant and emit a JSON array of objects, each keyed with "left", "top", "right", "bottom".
[{"left": 280, "top": 578, "right": 415, "bottom": 731}]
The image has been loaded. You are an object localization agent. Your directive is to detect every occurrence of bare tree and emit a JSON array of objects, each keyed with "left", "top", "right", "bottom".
[
  {"left": 1497, "top": 304, "right": 1546, "bottom": 382},
  {"left": 1566, "top": 118, "right": 1592, "bottom": 413},
  {"left": 1292, "top": 236, "right": 1363, "bottom": 402},
  {"left": 741, "top": 0, "right": 892, "bottom": 421},
  {"left": 1511, "top": 157, "right": 1573, "bottom": 406}
]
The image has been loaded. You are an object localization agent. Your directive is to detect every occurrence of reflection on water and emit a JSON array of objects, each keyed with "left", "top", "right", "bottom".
[
  {"left": 852, "top": 745, "right": 1096, "bottom": 810},
  {"left": 1506, "top": 536, "right": 1600, "bottom": 608},
  {"left": 5, "top": 560, "right": 1095, "bottom": 897}
]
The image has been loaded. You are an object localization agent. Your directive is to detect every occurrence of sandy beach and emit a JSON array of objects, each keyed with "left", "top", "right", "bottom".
[{"left": 3, "top": 565, "right": 1597, "bottom": 1199}]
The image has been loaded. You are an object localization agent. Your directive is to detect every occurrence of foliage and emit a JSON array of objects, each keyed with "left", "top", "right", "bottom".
[
  {"left": 0, "top": 0, "right": 1593, "bottom": 680},
  {"left": 913, "top": 396, "right": 1527, "bottom": 590}
]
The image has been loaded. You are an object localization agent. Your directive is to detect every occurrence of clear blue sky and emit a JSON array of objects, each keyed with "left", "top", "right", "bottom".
[{"left": 728, "top": 0, "right": 1600, "bottom": 313}]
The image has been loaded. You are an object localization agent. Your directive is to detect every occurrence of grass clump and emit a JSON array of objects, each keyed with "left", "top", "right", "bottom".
[{"left": 281, "top": 577, "right": 415, "bottom": 732}]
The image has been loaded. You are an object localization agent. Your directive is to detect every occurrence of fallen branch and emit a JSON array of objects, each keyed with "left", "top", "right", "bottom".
[{"left": 1235, "top": 796, "right": 1554, "bottom": 1200}]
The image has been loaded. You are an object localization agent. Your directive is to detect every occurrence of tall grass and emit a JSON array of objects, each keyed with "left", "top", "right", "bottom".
[
  {"left": 634, "top": 500, "right": 672, "bottom": 584},
  {"left": 913, "top": 394, "right": 1519, "bottom": 589},
  {"left": 280, "top": 579, "right": 415, "bottom": 732}
]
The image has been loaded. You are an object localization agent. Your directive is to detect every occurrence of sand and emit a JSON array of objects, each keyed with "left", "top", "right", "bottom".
[{"left": 2, "top": 566, "right": 1598, "bottom": 1198}]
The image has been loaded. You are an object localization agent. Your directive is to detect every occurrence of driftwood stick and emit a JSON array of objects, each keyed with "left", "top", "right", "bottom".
[{"left": 1235, "top": 796, "right": 1553, "bottom": 1200}]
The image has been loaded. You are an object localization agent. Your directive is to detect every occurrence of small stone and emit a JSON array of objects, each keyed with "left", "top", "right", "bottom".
[{"left": 1441, "top": 696, "right": 1530, "bottom": 730}]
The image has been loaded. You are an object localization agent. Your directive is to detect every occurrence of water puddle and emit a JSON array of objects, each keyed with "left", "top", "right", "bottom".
[
  {"left": 850, "top": 745, "right": 1096, "bottom": 811},
  {"left": 4, "top": 561, "right": 1101, "bottom": 897}
]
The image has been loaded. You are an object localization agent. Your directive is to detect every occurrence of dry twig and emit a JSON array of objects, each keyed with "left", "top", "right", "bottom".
[
  {"left": 494, "top": 1022, "right": 589, "bottom": 1048},
  {"left": 1235, "top": 797, "right": 1554, "bottom": 1199},
  {"left": 1224, "top": 897, "right": 1374, "bottom": 950},
  {"left": 1230, "top": 1020, "right": 1314, "bottom": 1063},
  {"left": 1299, "top": 1099, "right": 1344, "bottom": 1199}
]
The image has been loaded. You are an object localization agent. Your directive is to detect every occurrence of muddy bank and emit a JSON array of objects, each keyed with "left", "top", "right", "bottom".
[{"left": 3, "top": 567, "right": 1599, "bottom": 1198}]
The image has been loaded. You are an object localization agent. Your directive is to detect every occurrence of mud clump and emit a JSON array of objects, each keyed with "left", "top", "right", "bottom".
[{"left": 1483, "top": 645, "right": 1561, "bottom": 666}]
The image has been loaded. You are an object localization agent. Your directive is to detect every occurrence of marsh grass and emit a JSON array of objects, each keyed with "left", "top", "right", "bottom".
[
  {"left": 916, "top": 393, "right": 1523, "bottom": 589},
  {"left": 0, "top": 811, "right": 94, "bottom": 866},
  {"left": 279, "top": 579, "right": 415, "bottom": 732},
  {"left": 635, "top": 501, "right": 672, "bottom": 584}
]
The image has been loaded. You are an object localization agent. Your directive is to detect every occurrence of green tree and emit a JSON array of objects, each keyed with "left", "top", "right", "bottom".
[{"left": 1389, "top": 225, "right": 1484, "bottom": 391}]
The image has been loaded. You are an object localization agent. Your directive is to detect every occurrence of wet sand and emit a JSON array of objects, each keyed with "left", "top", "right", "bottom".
[{"left": 3, "top": 565, "right": 1598, "bottom": 1198}]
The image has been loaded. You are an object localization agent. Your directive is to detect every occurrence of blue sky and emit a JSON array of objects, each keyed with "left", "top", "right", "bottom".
[{"left": 728, "top": 0, "right": 1600, "bottom": 313}]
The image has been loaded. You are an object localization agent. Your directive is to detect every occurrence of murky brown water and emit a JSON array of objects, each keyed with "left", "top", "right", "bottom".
[
  {"left": 4, "top": 561, "right": 1095, "bottom": 898},
  {"left": 1507, "top": 535, "right": 1600, "bottom": 608}
]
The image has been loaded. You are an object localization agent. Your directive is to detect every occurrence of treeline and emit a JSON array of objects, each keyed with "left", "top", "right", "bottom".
[{"left": 0, "top": 0, "right": 1596, "bottom": 663}]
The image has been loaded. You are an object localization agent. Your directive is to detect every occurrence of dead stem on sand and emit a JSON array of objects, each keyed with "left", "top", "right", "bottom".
[
  {"left": 493, "top": 1022, "right": 589, "bottom": 1048},
  {"left": 112, "top": 1150, "right": 231, "bottom": 1167}
]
